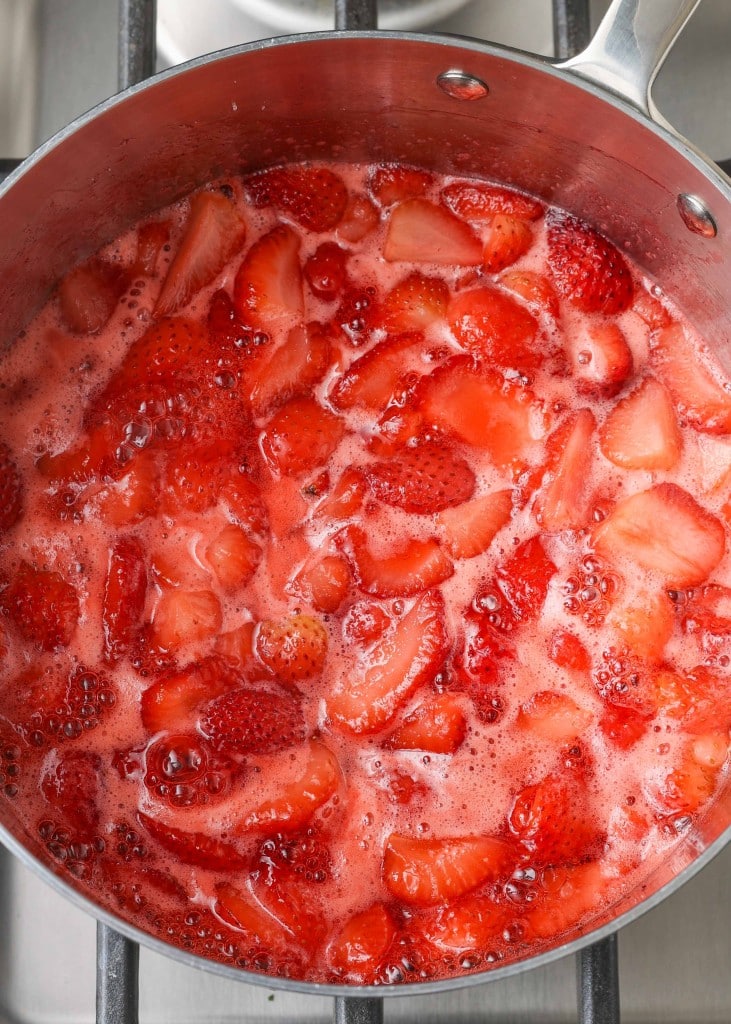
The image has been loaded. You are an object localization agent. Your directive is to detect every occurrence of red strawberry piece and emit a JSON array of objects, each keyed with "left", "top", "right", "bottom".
[
  {"left": 214, "top": 882, "right": 291, "bottom": 949},
  {"left": 215, "top": 621, "right": 256, "bottom": 670},
  {"left": 233, "top": 224, "right": 304, "bottom": 332},
  {"left": 339, "top": 526, "right": 454, "bottom": 599},
  {"left": 385, "top": 693, "right": 467, "bottom": 754},
  {"left": 599, "top": 377, "right": 681, "bottom": 470},
  {"left": 425, "top": 893, "right": 512, "bottom": 952},
  {"left": 313, "top": 467, "right": 367, "bottom": 523},
  {"left": 155, "top": 189, "right": 247, "bottom": 316},
  {"left": 383, "top": 833, "right": 512, "bottom": 906},
  {"left": 682, "top": 584, "right": 731, "bottom": 661},
  {"left": 598, "top": 703, "right": 651, "bottom": 750},
  {"left": 240, "top": 739, "right": 341, "bottom": 833},
  {"left": 304, "top": 242, "right": 349, "bottom": 301},
  {"left": 2, "top": 562, "right": 79, "bottom": 651},
  {"left": 369, "top": 405, "right": 427, "bottom": 458},
  {"left": 534, "top": 408, "right": 596, "bottom": 531},
  {"left": 133, "top": 219, "right": 170, "bottom": 276},
  {"left": 568, "top": 321, "right": 633, "bottom": 397},
  {"left": 605, "top": 587, "right": 675, "bottom": 663},
  {"left": 328, "top": 904, "right": 397, "bottom": 980},
  {"left": 260, "top": 397, "right": 345, "bottom": 476},
  {"left": 508, "top": 774, "right": 605, "bottom": 866},
  {"left": 546, "top": 212, "right": 634, "bottom": 314},
  {"left": 152, "top": 588, "right": 222, "bottom": 652},
  {"left": 97, "top": 450, "right": 159, "bottom": 526},
  {"left": 448, "top": 285, "right": 539, "bottom": 372},
  {"left": 57, "top": 258, "right": 128, "bottom": 334},
  {"left": 517, "top": 691, "right": 593, "bottom": 744},
  {"left": 417, "top": 356, "right": 546, "bottom": 469},
  {"left": 246, "top": 321, "right": 333, "bottom": 418},
  {"left": 244, "top": 164, "right": 348, "bottom": 232},
  {"left": 632, "top": 285, "right": 672, "bottom": 330},
  {"left": 256, "top": 824, "right": 334, "bottom": 885},
  {"left": 365, "top": 441, "right": 476, "bottom": 515},
  {"left": 500, "top": 269, "right": 560, "bottom": 318},
  {"left": 329, "top": 331, "right": 423, "bottom": 410},
  {"left": 342, "top": 601, "right": 390, "bottom": 645},
  {"left": 650, "top": 323, "right": 731, "bottom": 433},
  {"left": 379, "top": 272, "right": 449, "bottom": 333},
  {"left": 482, "top": 215, "right": 534, "bottom": 273},
  {"left": 138, "top": 810, "right": 248, "bottom": 870},
  {"left": 199, "top": 687, "right": 306, "bottom": 756},
  {"left": 526, "top": 861, "right": 608, "bottom": 940},
  {"left": 337, "top": 193, "right": 380, "bottom": 243},
  {"left": 646, "top": 737, "right": 724, "bottom": 816},
  {"left": 207, "top": 287, "right": 259, "bottom": 351},
  {"left": 41, "top": 751, "right": 101, "bottom": 835},
  {"left": 328, "top": 589, "right": 450, "bottom": 733},
  {"left": 292, "top": 554, "right": 351, "bottom": 614},
  {"left": 103, "top": 536, "right": 148, "bottom": 663},
  {"left": 255, "top": 613, "right": 328, "bottom": 685},
  {"left": 205, "top": 524, "right": 262, "bottom": 592},
  {"left": 489, "top": 535, "right": 557, "bottom": 629},
  {"left": 437, "top": 489, "right": 512, "bottom": 560},
  {"left": 549, "top": 629, "right": 590, "bottom": 671},
  {"left": 0, "top": 443, "right": 22, "bottom": 532},
  {"left": 441, "top": 181, "right": 544, "bottom": 222},
  {"left": 592, "top": 483, "right": 725, "bottom": 588},
  {"left": 384, "top": 198, "right": 482, "bottom": 265},
  {"left": 140, "top": 658, "right": 240, "bottom": 733},
  {"left": 369, "top": 165, "right": 434, "bottom": 206},
  {"left": 336, "top": 283, "right": 381, "bottom": 343}
]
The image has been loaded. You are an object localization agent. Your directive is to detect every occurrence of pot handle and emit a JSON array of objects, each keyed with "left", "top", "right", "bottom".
[{"left": 558, "top": 0, "right": 700, "bottom": 125}]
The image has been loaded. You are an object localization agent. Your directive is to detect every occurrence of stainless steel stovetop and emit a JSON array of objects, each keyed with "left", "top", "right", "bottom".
[{"left": 1, "top": 1, "right": 731, "bottom": 1021}]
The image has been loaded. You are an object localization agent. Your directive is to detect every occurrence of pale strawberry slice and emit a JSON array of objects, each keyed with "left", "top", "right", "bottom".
[
  {"left": 383, "top": 199, "right": 482, "bottom": 265},
  {"left": 568, "top": 321, "right": 633, "bottom": 397},
  {"left": 385, "top": 693, "right": 467, "bottom": 754},
  {"left": 97, "top": 450, "right": 159, "bottom": 526},
  {"left": 260, "top": 397, "right": 346, "bottom": 476},
  {"left": 534, "top": 409, "right": 596, "bottom": 531},
  {"left": 448, "top": 286, "right": 539, "bottom": 371},
  {"left": 328, "top": 904, "right": 397, "bottom": 979},
  {"left": 646, "top": 737, "right": 725, "bottom": 816},
  {"left": 245, "top": 321, "right": 333, "bottom": 417},
  {"left": 233, "top": 224, "right": 304, "bottom": 331},
  {"left": 424, "top": 893, "right": 511, "bottom": 950},
  {"left": 437, "top": 489, "right": 512, "bottom": 560},
  {"left": 482, "top": 215, "right": 534, "bottom": 273},
  {"left": 605, "top": 587, "right": 675, "bottom": 662},
  {"left": 365, "top": 441, "right": 476, "bottom": 514},
  {"left": 214, "top": 883, "right": 291, "bottom": 949},
  {"left": 0, "top": 443, "right": 23, "bottom": 532},
  {"left": 508, "top": 774, "right": 605, "bottom": 866},
  {"left": 369, "top": 405, "right": 427, "bottom": 457},
  {"left": 546, "top": 212, "right": 634, "bottom": 314},
  {"left": 339, "top": 526, "right": 454, "bottom": 599},
  {"left": 152, "top": 588, "right": 222, "bottom": 652},
  {"left": 599, "top": 377, "right": 681, "bottom": 471},
  {"left": 138, "top": 810, "right": 248, "bottom": 870},
  {"left": 140, "top": 657, "right": 240, "bottom": 733},
  {"left": 383, "top": 833, "right": 512, "bottom": 906},
  {"left": 517, "top": 691, "right": 593, "bottom": 744},
  {"left": 255, "top": 613, "right": 328, "bottom": 686},
  {"left": 500, "top": 269, "right": 560, "bottom": 318},
  {"left": 2, "top": 563, "right": 79, "bottom": 652},
  {"left": 57, "top": 258, "right": 128, "bottom": 334},
  {"left": 418, "top": 357, "right": 546, "bottom": 469},
  {"left": 244, "top": 165, "right": 348, "bottom": 232},
  {"left": 329, "top": 331, "right": 423, "bottom": 411},
  {"left": 592, "top": 483, "right": 725, "bottom": 587},
  {"left": 369, "top": 165, "right": 434, "bottom": 206},
  {"left": 337, "top": 193, "right": 380, "bottom": 243},
  {"left": 292, "top": 554, "right": 351, "bottom": 614},
  {"left": 526, "top": 861, "right": 608, "bottom": 940},
  {"left": 327, "top": 589, "right": 450, "bottom": 733},
  {"left": 632, "top": 285, "right": 672, "bottom": 330},
  {"left": 379, "top": 272, "right": 449, "bottom": 333},
  {"left": 651, "top": 323, "right": 731, "bottom": 433},
  {"left": 240, "top": 740, "right": 341, "bottom": 833},
  {"left": 205, "top": 524, "right": 262, "bottom": 592},
  {"left": 155, "top": 189, "right": 247, "bottom": 315},
  {"left": 312, "top": 467, "right": 367, "bottom": 523},
  {"left": 103, "top": 536, "right": 148, "bottom": 663},
  {"left": 442, "top": 181, "right": 544, "bottom": 222},
  {"left": 215, "top": 621, "right": 256, "bottom": 669}
]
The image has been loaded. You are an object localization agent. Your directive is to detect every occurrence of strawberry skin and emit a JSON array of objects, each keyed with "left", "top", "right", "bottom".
[
  {"left": 328, "top": 904, "right": 397, "bottom": 979},
  {"left": 244, "top": 164, "right": 348, "bottom": 232},
  {"left": 380, "top": 272, "right": 449, "bottom": 333},
  {"left": 546, "top": 212, "right": 634, "bottom": 314},
  {"left": 508, "top": 774, "right": 604, "bottom": 866},
  {"left": 199, "top": 687, "right": 306, "bottom": 755},
  {"left": 651, "top": 323, "right": 731, "bottom": 433},
  {"left": 365, "top": 441, "right": 476, "bottom": 514},
  {"left": 233, "top": 224, "right": 304, "bottom": 332},
  {"left": 140, "top": 658, "right": 240, "bottom": 733},
  {"left": 384, "top": 199, "right": 482, "bottom": 265},
  {"left": 255, "top": 613, "right": 328, "bottom": 685},
  {"left": 138, "top": 810, "right": 248, "bottom": 870},
  {"left": 0, "top": 443, "right": 22, "bottom": 532},
  {"left": 442, "top": 182, "right": 544, "bottom": 222},
  {"left": 340, "top": 526, "right": 454, "bottom": 599},
  {"left": 482, "top": 215, "right": 534, "bottom": 273},
  {"left": 260, "top": 397, "right": 345, "bottom": 476},
  {"left": 41, "top": 750, "right": 101, "bottom": 835},
  {"left": 448, "top": 286, "right": 539, "bottom": 371},
  {"left": 569, "top": 321, "right": 633, "bottom": 397},
  {"left": 246, "top": 321, "right": 332, "bottom": 418},
  {"left": 383, "top": 833, "right": 512, "bottom": 906},
  {"left": 2, "top": 562, "right": 79, "bottom": 651},
  {"left": 599, "top": 377, "right": 681, "bottom": 471},
  {"left": 369, "top": 165, "right": 434, "bottom": 206},
  {"left": 103, "top": 536, "right": 148, "bottom": 663}
]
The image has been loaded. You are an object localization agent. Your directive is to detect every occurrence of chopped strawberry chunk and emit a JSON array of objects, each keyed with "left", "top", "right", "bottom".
[
  {"left": 517, "top": 691, "right": 592, "bottom": 744},
  {"left": 546, "top": 212, "right": 634, "bottom": 314},
  {"left": 214, "top": 882, "right": 291, "bottom": 949},
  {"left": 312, "top": 467, "right": 367, "bottom": 523},
  {"left": 244, "top": 165, "right": 348, "bottom": 232},
  {"left": 568, "top": 321, "right": 633, "bottom": 397},
  {"left": 328, "top": 589, "right": 450, "bottom": 733},
  {"left": 2, "top": 562, "right": 79, "bottom": 651},
  {"left": 155, "top": 189, "right": 247, "bottom": 315},
  {"left": 41, "top": 751, "right": 101, "bottom": 836},
  {"left": 140, "top": 658, "right": 240, "bottom": 734},
  {"left": 328, "top": 904, "right": 397, "bottom": 980},
  {"left": 646, "top": 738, "right": 724, "bottom": 816},
  {"left": 424, "top": 893, "right": 511, "bottom": 951},
  {"left": 293, "top": 554, "right": 351, "bottom": 614},
  {"left": 205, "top": 524, "right": 262, "bottom": 592},
  {"left": 336, "top": 283, "right": 381, "bottom": 343},
  {"left": 0, "top": 443, "right": 22, "bottom": 532},
  {"left": 448, "top": 286, "right": 539, "bottom": 372},
  {"left": 57, "top": 258, "right": 127, "bottom": 334},
  {"left": 255, "top": 613, "right": 328, "bottom": 686},
  {"left": 605, "top": 588, "right": 675, "bottom": 663},
  {"left": 651, "top": 323, "right": 731, "bottom": 434},
  {"left": 385, "top": 693, "right": 467, "bottom": 754},
  {"left": 340, "top": 526, "right": 454, "bottom": 599},
  {"left": 534, "top": 409, "right": 596, "bottom": 531},
  {"left": 304, "top": 242, "right": 349, "bottom": 301},
  {"left": 508, "top": 774, "right": 605, "bottom": 866},
  {"left": 199, "top": 686, "right": 306, "bottom": 756},
  {"left": 442, "top": 182, "right": 544, "bottom": 222},
  {"left": 245, "top": 321, "right": 333, "bottom": 417},
  {"left": 369, "top": 165, "right": 434, "bottom": 206},
  {"left": 260, "top": 397, "right": 345, "bottom": 476},
  {"left": 592, "top": 483, "right": 725, "bottom": 587},
  {"left": 138, "top": 810, "right": 248, "bottom": 870},
  {"left": 337, "top": 193, "right": 379, "bottom": 243},
  {"left": 152, "top": 588, "right": 222, "bottom": 652},
  {"left": 240, "top": 740, "right": 341, "bottom": 833},
  {"left": 526, "top": 861, "right": 608, "bottom": 940},
  {"left": 599, "top": 702, "right": 651, "bottom": 750},
  {"left": 484, "top": 535, "right": 557, "bottom": 630},
  {"left": 482, "top": 215, "right": 534, "bottom": 273},
  {"left": 97, "top": 450, "right": 159, "bottom": 526},
  {"left": 215, "top": 621, "right": 256, "bottom": 670},
  {"left": 437, "top": 488, "right": 512, "bottom": 560},
  {"left": 379, "top": 272, "right": 449, "bottom": 333},
  {"left": 599, "top": 377, "right": 681, "bottom": 470},
  {"left": 500, "top": 269, "right": 560, "bottom": 318},
  {"left": 329, "top": 331, "right": 423, "bottom": 410},
  {"left": 342, "top": 601, "right": 390, "bottom": 645},
  {"left": 233, "top": 224, "right": 304, "bottom": 332},
  {"left": 632, "top": 284, "right": 672, "bottom": 330},
  {"left": 366, "top": 441, "right": 476, "bottom": 514},
  {"left": 548, "top": 629, "right": 590, "bottom": 671},
  {"left": 103, "top": 537, "right": 148, "bottom": 663},
  {"left": 384, "top": 199, "right": 482, "bottom": 265},
  {"left": 383, "top": 833, "right": 512, "bottom": 906}
]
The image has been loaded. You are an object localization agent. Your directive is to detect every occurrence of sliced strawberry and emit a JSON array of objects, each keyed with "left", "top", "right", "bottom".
[
  {"left": 383, "top": 199, "right": 482, "bottom": 265},
  {"left": 97, "top": 450, "right": 159, "bottom": 526},
  {"left": 244, "top": 165, "right": 348, "bottom": 232},
  {"left": 500, "top": 269, "right": 560, "bottom": 318},
  {"left": 632, "top": 285, "right": 672, "bottom": 330},
  {"left": 233, "top": 224, "right": 304, "bottom": 332},
  {"left": 650, "top": 323, "right": 731, "bottom": 433},
  {"left": 41, "top": 750, "right": 101, "bottom": 835},
  {"left": 336, "top": 283, "right": 381, "bottom": 343},
  {"left": 548, "top": 629, "right": 590, "bottom": 671},
  {"left": 103, "top": 536, "right": 148, "bottom": 663},
  {"left": 605, "top": 588, "right": 675, "bottom": 662},
  {"left": 240, "top": 740, "right": 341, "bottom": 833},
  {"left": 255, "top": 613, "right": 328, "bottom": 685},
  {"left": 592, "top": 483, "right": 725, "bottom": 587},
  {"left": 328, "top": 589, "right": 450, "bottom": 733},
  {"left": 386, "top": 694, "right": 467, "bottom": 754},
  {"left": 442, "top": 182, "right": 544, "bottom": 222},
  {"left": 245, "top": 321, "right": 333, "bottom": 417},
  {"left": 482, "top": 215, "right": 534, "bottom": 273},
  {"left": 379, "top": 272, "right": 449, "bottom": 333},
  {"left": 533, "top": 409, "right": 596, "bottom": 531},
  {"left": 383, "top": 833, "right": 512, "bottom": 906},
  {"left": 57, "top": 258, "right": 127, "bottom": 334},
  {"left": 526, "top": 862, "right": 608, "bottom": 940},
  {"left": 138, "top": 810, "right": 248, "bottom": 870},
  {"left": 207, "top": 287, "right": 259, "bottom": 350},
  {"left": 436, "top": 489, "right": 512, "bottom": 560},
  {"left": 214, "top": 882, "right": 291, "bottom": 949},
  {"left": 337, "top": 193, "right": 380, "bottom": 243},
  {"left": 0, "top": 443, "right": 22, "bottom": 532},
  {"left": 215, "top": 621, "right": 256, "bottom": 669},
  {"left": 2, "top": 563, "right": 79, "bottom": 651},
  {"left": 448, "top": 286, "right": 539, "bottom": 372},
  {"left": 599, "top": 703, "right": 651, "bottom": 750},
  {"left": 682, "top": 585, "right": 731, "bottom": 663},
  {"left": 342, "top": 601, "right": 390, "bottom": 645},
  {"left": 134, "top": 219, "right": 170, "bottom": 276},
  {"left": 517, "top": 691, "right": 592, "bottom": 744},
  {"left": 152, "top": 588, "right": 222, "bottom": 652},
  {"left": 205, "top": 524, "right": 261, "bottom": 592},
  {"left": 328, "top": 904, "right": 397, "bottom": 980},
  {"left": 199, "top": 686, "right": 306, "bottom": 756},
  {"left": 161, "top": 440, "right": 252, "bottom": 517},
  {"left": 340, "top": 526, "right": 454, "bottom": 599},
  {"left": 365, "top": 441, "right": 475, "bottom": 514},
  {"left": 650, "top": 665, "right": 731, "bottom": 732},
  {"left": 369, "top": 405, "right": 427, "bottom": 457},
  {"left": 646, "top": 738, "right": 724, "bottom": 816},
  {"left": 140, "top": 658, "right": 240, "bottom": 734},
  {"left": 303, "top": 242, "right": 349, "bottom": 301},
  {"left": 478, "top": 535, "right": 557, "bottom": 632},
  {"left": 260, "top": 397, "right": 345, "bottom": 476},
  {"left": 369, "top": 165, "right": 434, "bottom": 206},
  {"left": 568, "top": 321, "right": 633, "bottom": 397},
  {"left": 508, "top": 774, "right": 604, "bottom": 866},
  {"left": 155, "top": 189, "right": 247, "bottom": 315},
  {"left": 599, "top": 377, "right": 681, "bottom": 470},
  {"left": 312, "top": 467, "right": 367, "bottom": 523},
  {"left": 248, "top": 869, "right": 328, "bottom": 950},
  {"left": 546, "top": 212, "right": 634, "bottom": 314},
  {"left": 292, "top": 554, "right": 351, "bottom": 614},
  {"left": 329, "top": 331, "right": 423, "bottom": 410}
]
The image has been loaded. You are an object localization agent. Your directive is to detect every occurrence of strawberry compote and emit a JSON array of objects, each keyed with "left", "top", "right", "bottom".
[{"left": 1, "top": 160, "right": 731, "bottom": 986}]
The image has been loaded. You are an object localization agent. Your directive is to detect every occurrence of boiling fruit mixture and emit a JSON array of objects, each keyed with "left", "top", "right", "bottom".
[{"left": 0, "top": 162, "right": 730, "bottom": 985}]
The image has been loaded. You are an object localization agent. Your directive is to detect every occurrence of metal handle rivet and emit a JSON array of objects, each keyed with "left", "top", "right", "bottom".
[
  {"left": 437, "top": 70, "right": 489, "bottom": 100},
  {"left": 677, "top": 193, "right": 717, "bottom": 238}
]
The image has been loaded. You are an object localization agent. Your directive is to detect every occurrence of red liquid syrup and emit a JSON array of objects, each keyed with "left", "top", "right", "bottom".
[{"left": 0, "top": 162, "right": 730, "bottom": 985}]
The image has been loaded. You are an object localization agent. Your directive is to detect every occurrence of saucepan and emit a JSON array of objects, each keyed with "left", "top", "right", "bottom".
[{"left": 0, "top": 0, "right": 729, "bottom": 999}]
